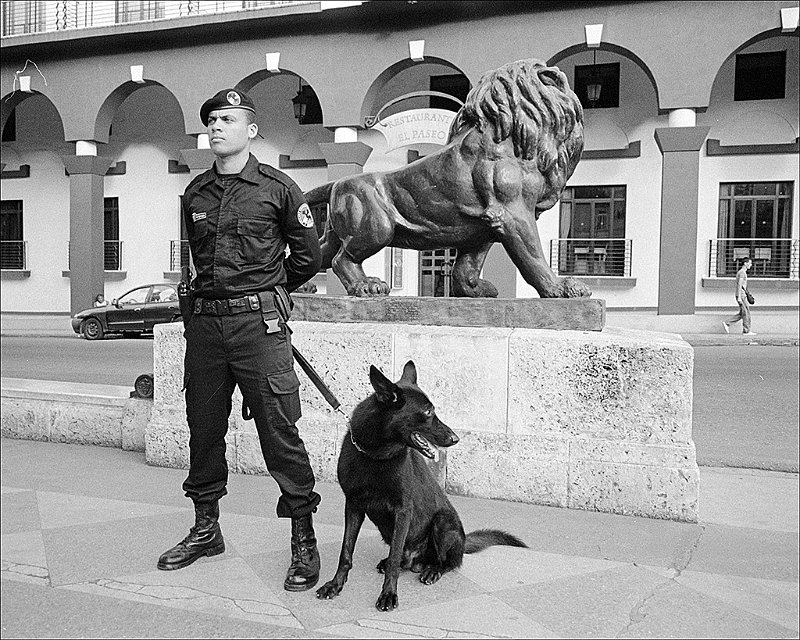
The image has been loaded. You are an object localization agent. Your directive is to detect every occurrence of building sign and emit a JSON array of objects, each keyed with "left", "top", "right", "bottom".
[{"left": 371, "top": 108, "right": 456, "bottom": 152}]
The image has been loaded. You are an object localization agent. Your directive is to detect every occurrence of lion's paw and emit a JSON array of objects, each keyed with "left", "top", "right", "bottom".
[
  {"left": 559, "top": 277, "right": 592, "bottom": 298},
  {"left": 451, "top": 278, "right": 499, "bottom": 298},
  {"left": 347, "top": 278, "right": 391, "bottom": 297}
]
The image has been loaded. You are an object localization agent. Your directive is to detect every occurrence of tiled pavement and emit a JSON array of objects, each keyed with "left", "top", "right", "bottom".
[{"left": 1, "top": 438, "right": 798, "bottom": 638}]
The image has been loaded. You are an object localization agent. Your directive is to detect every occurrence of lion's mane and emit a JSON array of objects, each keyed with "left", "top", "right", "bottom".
[{"left": 448, "top": 59, "right": 584, "bottom": 212}]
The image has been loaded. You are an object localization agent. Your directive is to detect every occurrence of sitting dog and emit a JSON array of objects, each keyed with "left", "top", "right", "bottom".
[{"left": 317, "top": 361, "right": 526, "bottom": 611}]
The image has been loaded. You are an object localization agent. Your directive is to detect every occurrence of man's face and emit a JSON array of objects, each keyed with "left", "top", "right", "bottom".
[
  {"left": 206, "top": 109, "right": 257, "bottom": 158},
  {"left": 745, "top": 260, "right": 752, "bottom": 270}
]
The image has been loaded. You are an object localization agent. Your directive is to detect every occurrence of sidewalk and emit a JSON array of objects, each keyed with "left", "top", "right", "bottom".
[
  {"left": 1, "top": 438, "right": 798, "bottom": 638},
  {"left": 2, "top": 311, "right": 798, "bottom": 345}
]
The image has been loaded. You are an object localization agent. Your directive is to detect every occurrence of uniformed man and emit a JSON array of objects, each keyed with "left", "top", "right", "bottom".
[{"left": 157, "top": 89, "right": 323, "bottom": 592}]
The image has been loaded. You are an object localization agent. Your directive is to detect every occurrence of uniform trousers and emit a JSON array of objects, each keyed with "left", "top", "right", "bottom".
[{"left": 181, "top": 310, "right": 320, "bottom": 518}]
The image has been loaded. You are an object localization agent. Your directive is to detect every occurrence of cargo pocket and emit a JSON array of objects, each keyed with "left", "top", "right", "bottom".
[{"left": 265, "top": 369, "right": 302, "bottom": 426}]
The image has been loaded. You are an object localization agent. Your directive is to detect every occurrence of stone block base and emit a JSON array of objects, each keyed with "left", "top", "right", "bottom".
[{"left": 147, "top": 322, "right": 698, "bottom": 522}]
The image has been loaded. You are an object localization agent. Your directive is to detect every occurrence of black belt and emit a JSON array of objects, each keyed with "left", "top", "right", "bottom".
[{"left": 194, "top": 295, "right": 261, "bottom": 316}]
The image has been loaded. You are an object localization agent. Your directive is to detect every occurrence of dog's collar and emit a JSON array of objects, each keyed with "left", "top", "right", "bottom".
[{"left": 348, "top": 429, "right": 401, "bottom": 461}]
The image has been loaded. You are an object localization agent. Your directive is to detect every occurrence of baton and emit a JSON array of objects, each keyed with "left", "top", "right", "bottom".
[{"left": 292, "top": 345, "right": 342, "bottom": 412}]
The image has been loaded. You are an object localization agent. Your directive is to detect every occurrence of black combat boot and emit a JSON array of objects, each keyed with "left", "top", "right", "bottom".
[
  {"left": 157, "top": 501, "right": 225, "bottom": 571},
  {"left": 284, "top": 513, "right": 320, "bottom": 591}
]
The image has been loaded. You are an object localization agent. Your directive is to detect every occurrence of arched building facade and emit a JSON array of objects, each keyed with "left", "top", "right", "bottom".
[{"left": 1, "top": 0, "right": 797, "bottom": 314}]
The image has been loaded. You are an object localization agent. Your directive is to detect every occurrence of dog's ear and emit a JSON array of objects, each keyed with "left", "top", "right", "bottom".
[
  {"left": 370, "top": 365, "right": 403, "bottom": 406},
  {"left": 400, "top": 360, "right": 417, "bottom": 385}
]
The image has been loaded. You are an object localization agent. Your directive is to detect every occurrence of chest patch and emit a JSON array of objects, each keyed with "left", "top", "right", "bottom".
[
  {"left": 297, "top": 203, "right": 314, "bottom": 229},
  {"left": 192, "top": 211, "right": 207, "bottom": 222}
]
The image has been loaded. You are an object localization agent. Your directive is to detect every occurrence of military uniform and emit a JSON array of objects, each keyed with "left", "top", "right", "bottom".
[
  {"left": 180, "top": 153, "right": 321, "bottom": 515},
  {"left": 158, "top": 89, "right": 322, "bottom": 590}
]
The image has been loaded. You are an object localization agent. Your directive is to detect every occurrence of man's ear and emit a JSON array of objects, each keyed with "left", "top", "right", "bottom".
[
  {"left": 369, "top": 365, "right": 402, "bottom": 406},
  {"left": 248, "top": 122, "right": 258, "bottom": 140}
]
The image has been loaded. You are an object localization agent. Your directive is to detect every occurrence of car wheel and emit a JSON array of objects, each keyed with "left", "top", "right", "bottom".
[
  {"left": 134, "top": 374, "right": 154, "bottom": 399},
  {"left": 81, "top": 318, "right": 104, "bottom": 341}
]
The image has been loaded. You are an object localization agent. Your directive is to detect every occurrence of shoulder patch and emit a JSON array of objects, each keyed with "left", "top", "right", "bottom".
[{"left": 297, "top": 203, "right": 314, "bottom": 228}]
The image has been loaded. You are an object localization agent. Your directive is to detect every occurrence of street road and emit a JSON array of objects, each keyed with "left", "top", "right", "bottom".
[{"left": 1, "top": 336, "right": 798, "bottom": 471}]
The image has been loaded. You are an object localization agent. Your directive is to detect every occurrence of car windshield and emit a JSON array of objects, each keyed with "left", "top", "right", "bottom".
[{"left": 117, "top": 287, "right": 150, "bottom": 305}]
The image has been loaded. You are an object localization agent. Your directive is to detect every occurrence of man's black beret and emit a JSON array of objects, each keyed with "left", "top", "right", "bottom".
[{"left": 200, "top": 89, "right": 256, "bottom": 125}]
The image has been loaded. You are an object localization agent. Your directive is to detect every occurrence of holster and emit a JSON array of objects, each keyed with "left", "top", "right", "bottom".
[{"left": 178, "top": 282, "right": 194, "bottom": 324}]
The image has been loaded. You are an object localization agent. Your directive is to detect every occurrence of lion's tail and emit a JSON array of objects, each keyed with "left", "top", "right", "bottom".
[
  {"left": 304, "top": 181, "right": 339, "bottom": 270},
  {"left": 304, "top": 182, "right": 335, "bottom": 207}
]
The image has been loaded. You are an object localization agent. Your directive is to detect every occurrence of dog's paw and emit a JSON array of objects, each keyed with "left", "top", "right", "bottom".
[
  {"left": 375, "top": 590, "right": 399, "bottom": 611},
  {"left": 419, "top": 566, "right": 443, "bottom": 585},
  {"left": 376, "top": 558, "right": 387, "bottom": 574},
  {"left": 316, "top": 581, "right": 343, "bottom": 599}
]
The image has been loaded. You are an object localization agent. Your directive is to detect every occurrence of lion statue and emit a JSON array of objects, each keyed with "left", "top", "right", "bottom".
[{"left": 305, "top": 58, "right": 590, "bottom": 299}]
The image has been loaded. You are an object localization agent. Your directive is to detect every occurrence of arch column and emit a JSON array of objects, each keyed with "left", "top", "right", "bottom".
[
  {"left": 62, "top": 146, "right": 114, "bottom": 314},
  {"left": 654, "top": 110, "right": 709, "bottom": 315},
  {"left": 319, "top": 128, "right": 373, "bottom": 295}
]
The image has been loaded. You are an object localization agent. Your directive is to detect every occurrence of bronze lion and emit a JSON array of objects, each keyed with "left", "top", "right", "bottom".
[{"left": 305, "top": 59, "right": 589, "bottom": 298}]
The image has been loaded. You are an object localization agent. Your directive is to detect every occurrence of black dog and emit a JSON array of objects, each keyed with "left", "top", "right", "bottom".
[{"left": 316, "top": 360, "right": 526, "bottom": 611}]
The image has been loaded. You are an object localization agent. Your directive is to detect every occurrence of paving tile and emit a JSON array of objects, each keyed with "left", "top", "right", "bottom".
[
  {"left": 332, "top": 593, "right": 558, "bottom": 639},
  {"left": 676, "top": 570, "right": 799, "bottom": 632},
  {"left": 36, "top": 490, "right": 186, "bottom": 530},
  {"left": 1, "top": 529, "right": 49, "bottom": 586},
  {"left": 494, "top": 564, "right": 671, "bottom": 638},
  {"left": 0, "top": 489, "right": 41, "bottom": 535},
  {"left": 619, "top": 578, "right": 798, "bottom": 638},
  {"left": 42, "top": 512, "right": 235, "bottom": 587},
  {"left": 60, "top": 557, "right": 303, "bottom": 629},
  {"left": 458, "top": 545, "right": 627, "bottom": 592},
  {"left": 245, "top": 539, "right": 485, "bottom": 632},
  {"left": 689, "top": 523, "right": 799, "bottom": 581}
]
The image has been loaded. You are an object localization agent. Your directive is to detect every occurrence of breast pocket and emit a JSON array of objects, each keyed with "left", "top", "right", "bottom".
[{"left": 237, "top": 217, "right": 277, "bottom": 264}]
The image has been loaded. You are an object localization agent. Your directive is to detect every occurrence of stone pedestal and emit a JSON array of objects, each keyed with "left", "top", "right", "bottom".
[{"left": 147, "top": 317, "right": 698, "bottom": 522}]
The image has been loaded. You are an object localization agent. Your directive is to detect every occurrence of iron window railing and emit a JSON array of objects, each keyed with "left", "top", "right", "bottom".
[
  {"left": 67, "top": 241, "right": 124, "bottom": 270},
  {"left": 169, "top": 239, "right": 191, "bottom": 272},
  {"left": 2, "top": 1, "right": 317, "bottom": 36},
  {"left": 550, "top": 238, "right": 632, "bottom": 277},
  {"left": 0, "top": 240, "right": 27, "bottom": 269},
  {"left": 708, "top": 238, "right": 799, "bottom": 279}
]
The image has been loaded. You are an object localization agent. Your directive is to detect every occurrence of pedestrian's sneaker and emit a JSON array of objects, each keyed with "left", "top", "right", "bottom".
[{"left": 722, "top": 321, "right": 730, "bottom": 334}]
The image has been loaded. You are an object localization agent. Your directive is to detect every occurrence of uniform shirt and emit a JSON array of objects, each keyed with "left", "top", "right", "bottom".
[{"left": 181, "top": 154, "right": 321, "bottom": 298}]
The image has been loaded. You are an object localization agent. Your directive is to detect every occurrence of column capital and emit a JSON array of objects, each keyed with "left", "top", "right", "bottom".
[
  {"left": 654, "top": 126, "right": 710, "bottom": 154},
  {"left": 318, "top": 141, "right": 372, "bottom": 167},
  {"left": 61, "top": 155, "right": 114, "bottom": 176},
  {"left": 178, "top": 148, "right": 215, "bottom": 172}
]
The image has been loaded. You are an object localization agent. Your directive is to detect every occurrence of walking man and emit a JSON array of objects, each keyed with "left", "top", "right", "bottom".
[
  {"left": 723, "top": 257, "right": 756, "bottom": 336},
  {"left": 157, "top": 88, "right": 323, "bottom": 592}
]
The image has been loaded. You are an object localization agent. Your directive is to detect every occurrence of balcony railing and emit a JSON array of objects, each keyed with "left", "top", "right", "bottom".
[
  {"left": 1, "top": 1, "right": 318, "bottom": 37},
  {"left": 169, "top": 239, "right": 191, "bottom": 272},
  {"left": 67, "top": 241, "right": 124, "bottom": 271},
  {"left": 0, "top": 240, "right": 27, "bottom": 269},
  {"left": 708, "top": 238, "right": 799, "bottom": 280},
  {"left": 550, "top": 238, "right": 632, "bottom": 277}
]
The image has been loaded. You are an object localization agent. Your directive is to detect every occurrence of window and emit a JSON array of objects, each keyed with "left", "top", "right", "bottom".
[
  {"left": 115, "top": 1, "right": 164, "bottom": 23},
  {"left": 1, "top": 200, "right": 25, "bottom": 269},
  {"left": 419, "top": 249, "right": 457, "bottom": 297},
  {"left": 734, "top": 51, "right": 786, "bottom": 101},
  {"left": 556, "top": 186, "right": 629, "bottom": 276},
  {"left": 105, "top": 197, "right": 121, "bottom": 271},
  {"left": 429, "top": 74, "right": 470, "bottom": 112},
  {"left": 1, "top": 1, "right": 46, "bottom": 36},
  {"left": 574, "top": 63, "right": 620, "bottom": 109},
  {"left": 715, "top": 182, "right": 794, "bottom": 277}
]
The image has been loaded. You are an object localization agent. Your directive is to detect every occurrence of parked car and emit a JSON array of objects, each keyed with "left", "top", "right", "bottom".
[{"left": 71, "top": 283, "right": 182, "bottom": 340}]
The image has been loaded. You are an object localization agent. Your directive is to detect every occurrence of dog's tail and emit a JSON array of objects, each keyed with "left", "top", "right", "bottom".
[
  {"left": 464, "top": 529, "right": 527, "bottom": 554},
  {"left": 305, "top": 182, "right": 335, "bottom": 207}
]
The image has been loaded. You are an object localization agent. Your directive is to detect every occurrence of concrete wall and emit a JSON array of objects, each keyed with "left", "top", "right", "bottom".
[{"left": 146, "top": 321, "right": 699, "bottom": 522}]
